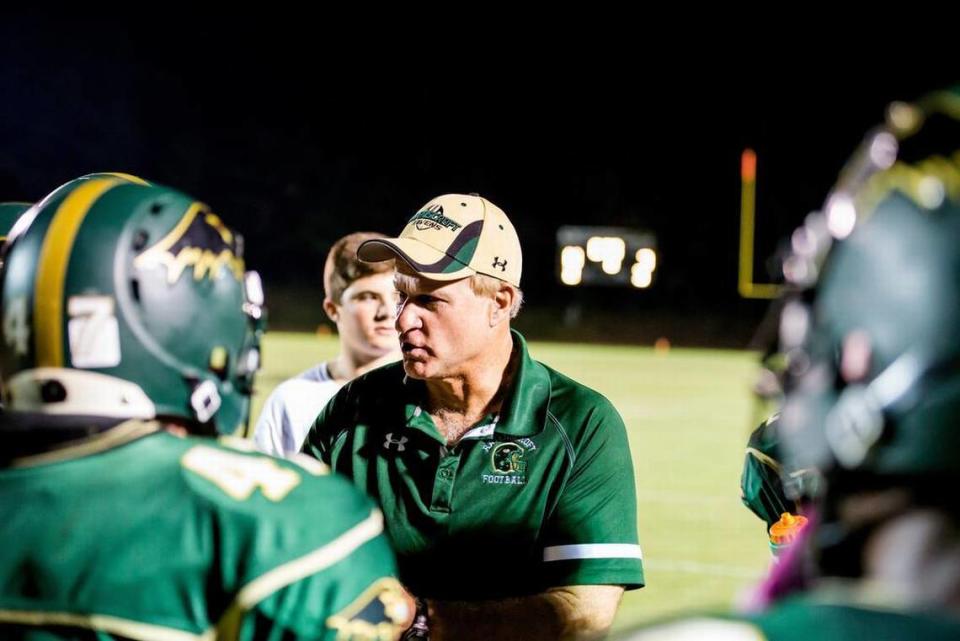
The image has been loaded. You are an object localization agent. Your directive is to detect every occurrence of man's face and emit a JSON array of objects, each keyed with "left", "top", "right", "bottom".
[
  {"left": 333, "top": 272, "right": 399, "bottom": 360},
  {"left": 394, "top": 269, "right": 494, "bottom": 380}
]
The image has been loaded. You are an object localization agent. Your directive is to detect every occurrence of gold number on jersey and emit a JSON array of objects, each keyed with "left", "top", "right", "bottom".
[{"left": 181, "top": 446, "right": 301, "bottom": 501}]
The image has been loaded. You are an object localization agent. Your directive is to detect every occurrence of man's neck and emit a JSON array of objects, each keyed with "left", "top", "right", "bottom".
[{"left": 426, "top": 331, "right": 516, "bottom": 444}]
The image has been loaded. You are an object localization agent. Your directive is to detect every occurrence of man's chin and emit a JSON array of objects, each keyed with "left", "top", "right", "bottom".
[{"left": 401, "top": 359, "right": 431, "bottom": 380}]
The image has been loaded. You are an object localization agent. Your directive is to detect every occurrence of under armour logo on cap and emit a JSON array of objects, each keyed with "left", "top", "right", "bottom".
[
  {"left": 384, "top": 433, "right": 409, "bottom": 452},
  {"left": 492, "top": 257, "right": 508, "bottom": 272}
]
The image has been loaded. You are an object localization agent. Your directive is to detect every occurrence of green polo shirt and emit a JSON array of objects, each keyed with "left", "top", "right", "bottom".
[{"left": 302, "top": 330, "right": 644, "bottom": 600}]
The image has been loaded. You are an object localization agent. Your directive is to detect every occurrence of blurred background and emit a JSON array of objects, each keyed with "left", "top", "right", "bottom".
[
  {"left": 3, "top": 13, "right": 952, "bottom": 628},
  {"left": 3, "top": 17, "right": 949, "bottom": 346}
]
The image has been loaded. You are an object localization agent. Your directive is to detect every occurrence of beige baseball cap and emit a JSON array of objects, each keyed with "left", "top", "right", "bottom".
[{"left": 358, "top": 194, "right": 522, "bottom": 287}]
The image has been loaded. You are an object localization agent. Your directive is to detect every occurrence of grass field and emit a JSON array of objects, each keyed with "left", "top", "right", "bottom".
[{"left": 252, "top": 332, "right": 772, "bottom": 631}]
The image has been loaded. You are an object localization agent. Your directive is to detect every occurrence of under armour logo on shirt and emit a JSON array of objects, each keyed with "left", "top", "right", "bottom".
[
  {"left": 492, "top": 257, "right": 508, "bottom": 271},
  {"left": 384, "top": 433, "right": 409, "bottom": 452}
]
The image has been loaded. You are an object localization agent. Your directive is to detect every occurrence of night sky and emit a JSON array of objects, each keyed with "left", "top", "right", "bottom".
[{"left": 2, "top": 16, "right": 952, "bottom": 339}]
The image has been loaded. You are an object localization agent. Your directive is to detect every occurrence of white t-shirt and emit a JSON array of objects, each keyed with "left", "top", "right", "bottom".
[{"left": 253, "top": 363, "right": 343, "bottom": 457}]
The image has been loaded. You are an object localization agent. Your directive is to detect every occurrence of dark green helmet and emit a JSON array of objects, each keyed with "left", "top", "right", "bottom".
[
  {"left": 771, "top": 88, "right": 960, "bottom": 484},
  {"left": 741, "top": 415, "right": 800, "bottom": 528},
  {"left": 0, "top": 175, "right": 265, "bottom": 434}
]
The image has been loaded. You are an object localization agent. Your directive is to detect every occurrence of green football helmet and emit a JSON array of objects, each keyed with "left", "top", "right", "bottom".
[
  {"left": 769, "top": 87, "right": 960, "bottom": 485},
  {"left": 0, "top": 175, "right": 265, "bottom": 434},
  {"left": 740, "top": 415, "right": 801, "bottom": 528}
]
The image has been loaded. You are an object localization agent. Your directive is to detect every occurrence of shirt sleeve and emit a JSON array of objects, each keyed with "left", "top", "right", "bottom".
[{"left": 540, "top": 398, "right": 644, "bottom": 589}]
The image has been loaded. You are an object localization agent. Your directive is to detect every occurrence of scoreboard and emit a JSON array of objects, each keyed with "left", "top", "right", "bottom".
[{"left": 557, "top": 226, "right": 657, "bottom": 288}]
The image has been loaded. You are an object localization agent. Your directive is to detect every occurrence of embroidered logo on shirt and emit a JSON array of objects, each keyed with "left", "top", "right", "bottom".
[
  {"left": 482, "top": 441, "right": 527, "bottom": 486},
  {"left": 383, "top": 433, "right": 408, "bottom": 452}
]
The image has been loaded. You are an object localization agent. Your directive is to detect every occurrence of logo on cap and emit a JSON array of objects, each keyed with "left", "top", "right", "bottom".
[{"left": 409, "top": 204, "right": 463, "bottom": 233}]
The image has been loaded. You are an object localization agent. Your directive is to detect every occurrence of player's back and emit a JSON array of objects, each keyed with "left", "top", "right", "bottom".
[{"left": 0, "top": 422, "right": 405, "bottom": 640}]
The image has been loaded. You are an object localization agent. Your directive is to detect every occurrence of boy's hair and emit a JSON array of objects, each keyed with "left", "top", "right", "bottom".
[{"left": 323, "top": 232, "right": 394, "bottom": 303}]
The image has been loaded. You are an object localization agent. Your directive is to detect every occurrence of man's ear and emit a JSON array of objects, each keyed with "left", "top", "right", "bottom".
[{"left": 489, "top": 284, "right": 516, "bottom": 327}]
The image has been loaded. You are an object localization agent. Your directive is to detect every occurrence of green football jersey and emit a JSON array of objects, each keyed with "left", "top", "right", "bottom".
[{"left": 0, "top": 420, "right": 408, "bottom": 640}]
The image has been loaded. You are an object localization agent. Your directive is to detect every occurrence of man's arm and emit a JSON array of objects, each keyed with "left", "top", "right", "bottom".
[{"left": 427, "top": 585, "right": 623, "bottom": 641}]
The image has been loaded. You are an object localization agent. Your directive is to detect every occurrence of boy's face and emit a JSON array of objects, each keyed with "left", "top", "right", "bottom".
[{"left": 330, "top": 271, "right": 400, "bottom": 360}]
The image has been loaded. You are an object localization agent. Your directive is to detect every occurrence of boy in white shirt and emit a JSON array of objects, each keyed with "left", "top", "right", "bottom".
[{"left": 254, "top": 231, "right": 400, "bottom": 456}]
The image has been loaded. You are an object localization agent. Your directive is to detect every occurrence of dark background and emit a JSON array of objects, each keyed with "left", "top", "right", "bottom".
[{"left": 2, "top": 16, "right": 951, "bottom": 345}]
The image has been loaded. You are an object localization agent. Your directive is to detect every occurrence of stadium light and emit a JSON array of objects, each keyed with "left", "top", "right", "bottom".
[
  {"left": 630, "top": 264, "right": 652, "bottom": 288},
  {"left": 586, "top": 236, "right": 626, "bottom": 275},
  {"left": 557, "top": 226, "right": 657, "bottom": 288},
  {"left": 560, "top": 245, "right": 586, "bottom": 286},
  {"left": 634, "top": 248, "right": 656, "bottom": 272}
]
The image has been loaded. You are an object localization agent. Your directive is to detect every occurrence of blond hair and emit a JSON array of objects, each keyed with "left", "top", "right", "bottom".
[{"left": 393, "top": 271, "right": 523, "bottom": 318}]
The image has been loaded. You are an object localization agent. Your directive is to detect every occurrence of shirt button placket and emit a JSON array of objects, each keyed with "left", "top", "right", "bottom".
[{"left": 429, "top": 451, "right": 461, "bottom": 513}]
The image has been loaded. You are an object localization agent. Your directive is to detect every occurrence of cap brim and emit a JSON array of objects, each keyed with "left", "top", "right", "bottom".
[{"left": 358, "top": 237, "right": 475, "bottom": 281}]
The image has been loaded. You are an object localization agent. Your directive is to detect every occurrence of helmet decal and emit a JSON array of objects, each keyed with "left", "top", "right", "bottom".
[{"left": 134, "top": 203, "right": 244, "bottom": 284}]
